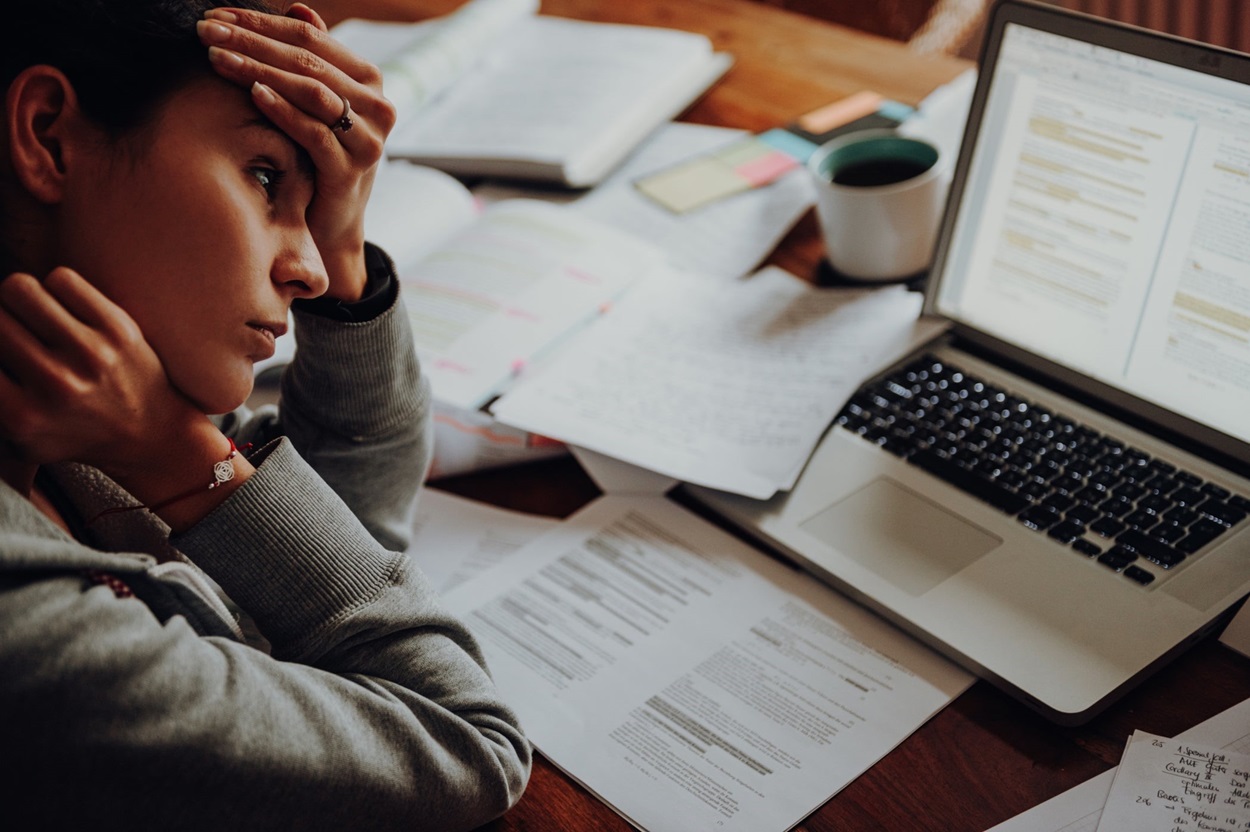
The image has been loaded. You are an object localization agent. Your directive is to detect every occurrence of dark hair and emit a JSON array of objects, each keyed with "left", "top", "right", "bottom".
[{"left": 4, "top": 0, "right": 281, "bottom": 135}]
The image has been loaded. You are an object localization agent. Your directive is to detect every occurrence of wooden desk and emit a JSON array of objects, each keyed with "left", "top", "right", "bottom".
[{"left": 309, "top": 1, "right": 1250, "bottom": 829}]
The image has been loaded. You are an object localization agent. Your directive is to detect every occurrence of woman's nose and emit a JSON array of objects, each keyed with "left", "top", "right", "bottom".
[{"left": 272, "top": 231, "right": 329, "bottom": 299}]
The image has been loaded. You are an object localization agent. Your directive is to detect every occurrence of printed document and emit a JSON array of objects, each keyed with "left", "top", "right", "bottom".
[
  {"left": 490, "top": 268, "right": 929, "bottom": 499},
  {"left": 407, "top": 488, "right": 558, "bottom": 594},
  {"left": 441, "top": 494, "right": 972, "bottom": 832}
]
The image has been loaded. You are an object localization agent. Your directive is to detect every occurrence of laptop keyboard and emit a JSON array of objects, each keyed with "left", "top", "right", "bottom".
[{"left": 835, "top": 355, "right": 1250, "bottom": 587}]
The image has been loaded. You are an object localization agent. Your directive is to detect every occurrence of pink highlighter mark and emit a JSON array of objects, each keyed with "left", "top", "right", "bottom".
[
  {"left": 505, "top": 307, "right": 541, "bottom": 322},
  {"left": 735, "top": 150, "right": 799, "bottom": 186},
  {"left": 433, "top": 359, "right": 472, "bottom": 374},
  {"left": 565, "top": 266, "right": 601, "bottom": 284}
]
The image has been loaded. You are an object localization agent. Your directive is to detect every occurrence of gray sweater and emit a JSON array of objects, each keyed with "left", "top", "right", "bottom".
[{"left": 0, "top": 266, "right": 531, "bottom": 830}]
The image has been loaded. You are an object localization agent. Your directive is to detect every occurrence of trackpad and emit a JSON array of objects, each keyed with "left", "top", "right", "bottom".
[{"left": 799, "top": 477, "right": 1001, "bottom": 596}]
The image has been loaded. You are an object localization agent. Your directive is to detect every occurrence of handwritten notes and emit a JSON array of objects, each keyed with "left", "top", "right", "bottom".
[
  {"left": 491, "top": 268, "right": 930, "bottom": 499},
  {"left": 1096, "top": 730, "right": 1250, "bottom": 832}
]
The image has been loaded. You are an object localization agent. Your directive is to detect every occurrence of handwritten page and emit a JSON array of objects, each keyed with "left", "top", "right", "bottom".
[
  {"left": 988, "top": 697, "right": 1250, "bottom": 832},
  {"left": 407, "top": 488, "right": 558, "bottom": 594},
  {"left": 400, "top": 199, "right": 666, "bottom": 410},
  {"left": 490, "top": 267, "right": 927, "bottom": 498},
  {"left": 1095, "top": 731, "right": 1250, "bottom": 832},
  {"left": 440, "top": 494, "right": 972, "bottom": 832},
  {"left": 476, "top": 122, "right": 815, "bottom": 279}
]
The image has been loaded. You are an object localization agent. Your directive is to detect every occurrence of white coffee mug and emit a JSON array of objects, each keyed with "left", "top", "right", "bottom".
[{"left": 808, "top": 129, "right": 951, "bottom": 281}]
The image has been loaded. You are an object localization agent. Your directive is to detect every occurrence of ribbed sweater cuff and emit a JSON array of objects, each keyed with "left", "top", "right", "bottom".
[
  {"left": 285, "top": 256, "right": 424, "bottom": 438},
  {"left": 173, "top": 439, "right": 402, "bottom": 658}
]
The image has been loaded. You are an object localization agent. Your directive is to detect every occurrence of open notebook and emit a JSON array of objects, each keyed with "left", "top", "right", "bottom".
[
  {"left": 332, "top": 0, "right": 731, "bottom": 186},
  {"left": 687, "top": 0, "right": 1250, "bottom": 724}
]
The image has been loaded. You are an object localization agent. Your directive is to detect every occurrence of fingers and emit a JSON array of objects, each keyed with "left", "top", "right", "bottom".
[
  {"left": 0, "top": 272, "right": 86, "bottom": 348},
  {"left": 203, "top": 6, "right": 381, "bottom": 86},
  {"left": 198, "top": 16, "right": 395, "bottom": 159},
  {"left": 42, "top": 267, "right": 138, "bottom": 340},
  {"left": 0, "top": 268, "right": 141, "bottom": 386},
  {"left": 247, "top": 80, "right": 378, "bottom": 170},
  {"left": 0, "top": 280, "right": 62, "bottom": 386}
]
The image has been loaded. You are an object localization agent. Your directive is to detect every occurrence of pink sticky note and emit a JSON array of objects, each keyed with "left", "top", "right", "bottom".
[{"left": 735, "top": 150, "right": 799, "bottom": 186}]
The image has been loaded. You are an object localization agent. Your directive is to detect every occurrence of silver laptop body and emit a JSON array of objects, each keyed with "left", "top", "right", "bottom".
[{"left": 686, "top": 0, "right": 1250, "bottom": 725}]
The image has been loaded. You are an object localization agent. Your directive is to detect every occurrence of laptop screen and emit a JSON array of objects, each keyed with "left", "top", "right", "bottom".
[{"left": 934, "top": 16, "right": 1250, "bottom": 448}]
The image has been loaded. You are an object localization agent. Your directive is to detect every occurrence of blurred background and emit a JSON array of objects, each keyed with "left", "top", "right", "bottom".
[{"left": 751, "top": 0, "right": 1250, "bottom": 59}]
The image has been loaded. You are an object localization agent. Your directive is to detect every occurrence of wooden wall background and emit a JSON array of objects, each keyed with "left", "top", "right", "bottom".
[{"left": 753, "top": 0, "right": 1250, "bottom": 57}]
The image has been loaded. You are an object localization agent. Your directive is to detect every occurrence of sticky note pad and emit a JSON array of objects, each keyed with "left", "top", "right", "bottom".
[
  {"left": 797, "top": 90, "right": 884, "bottom": 134},
  {"left": 635, "top": 135, "right": 801, "bottom": 214}
]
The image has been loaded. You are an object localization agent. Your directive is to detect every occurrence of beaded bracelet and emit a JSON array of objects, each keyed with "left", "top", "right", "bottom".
[{"left": 86, "top": 438, "right": 252, "bottom": 526}]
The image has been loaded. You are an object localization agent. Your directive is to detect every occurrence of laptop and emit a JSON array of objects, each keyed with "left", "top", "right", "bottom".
[{"left": 685, "top": 0, "right": 1250, "bottom": 725}]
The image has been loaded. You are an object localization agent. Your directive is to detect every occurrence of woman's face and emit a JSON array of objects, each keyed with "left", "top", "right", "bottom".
[{"left": 56, "top": 76, "right": 328, "bottom": 414}]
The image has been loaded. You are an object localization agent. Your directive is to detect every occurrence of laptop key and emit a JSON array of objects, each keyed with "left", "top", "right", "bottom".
[
  {"left": 1098, "top": 547, "right": 1136, "bottom": 571},
  {"left": 1152, "top": 522, "right": 1187, "bottom": 543},
  {"left": 1137, "top": 493, "right": 1173, "bottom": 514},
  {"left": 1123, "top": 565, "right": 1155, "bottom": 585},
  {"left": 1072, "top": 538, "right": 1102, "bottom": 556},
  {"left": 1048, "top": 520, "right": 1086, "bottom": 543},
  {"left": 1019, "top": 504, "right": 1061, "bottom": 531},
  {"left": 1171, "top": 486, "right": 1205, "bottom": 507},
  {"left": 1123, "top": 509, "right": 1159, "bottom": 531},
  {"left": 1117, "top": 529, "right": 1185, "bottom": 568},
  {"left": 1066, "top": 503, "right": 1102, "bottom": 524},
  {"left": 1090, "top": 516, "right": 1126, "bottom": 538},
  {"left": 1202, "top": 482, "right": 1231, "bottom": 499},
  {"left": 1098, "top": 495, "right": 1134, "bottom": 517},
  {"left": 1196, "top": 498, "right": 1246, "bottom": 527},
  {"left": 1176, "top": 519, "right": 1227, "bottom": 554},
  {"left": 1162, "top": 506, "right": 1198, "bottom": 526}
]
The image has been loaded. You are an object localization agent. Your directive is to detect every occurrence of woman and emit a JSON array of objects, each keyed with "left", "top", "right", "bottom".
[{"left": 0, "top": 1, "right": 530, "bottom": 829}]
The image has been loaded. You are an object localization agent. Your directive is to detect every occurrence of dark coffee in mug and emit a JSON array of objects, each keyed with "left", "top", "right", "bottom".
[{"left": 831, "top": 157, "right": 932, "bottom": 188}]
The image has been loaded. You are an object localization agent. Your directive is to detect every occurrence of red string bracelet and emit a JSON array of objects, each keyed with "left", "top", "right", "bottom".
[{"left": 86, "top": 438, "right": 253, "bottom": 527}]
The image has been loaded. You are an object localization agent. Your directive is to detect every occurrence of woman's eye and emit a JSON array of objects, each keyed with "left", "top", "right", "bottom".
[{"left": 250, "top": 166, "right": 287, "bottom": 201}]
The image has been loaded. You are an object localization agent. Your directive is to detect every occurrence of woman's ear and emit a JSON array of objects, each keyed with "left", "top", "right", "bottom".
[{"left": 5, "top": 65, "right": 86, "bottom": 205}]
